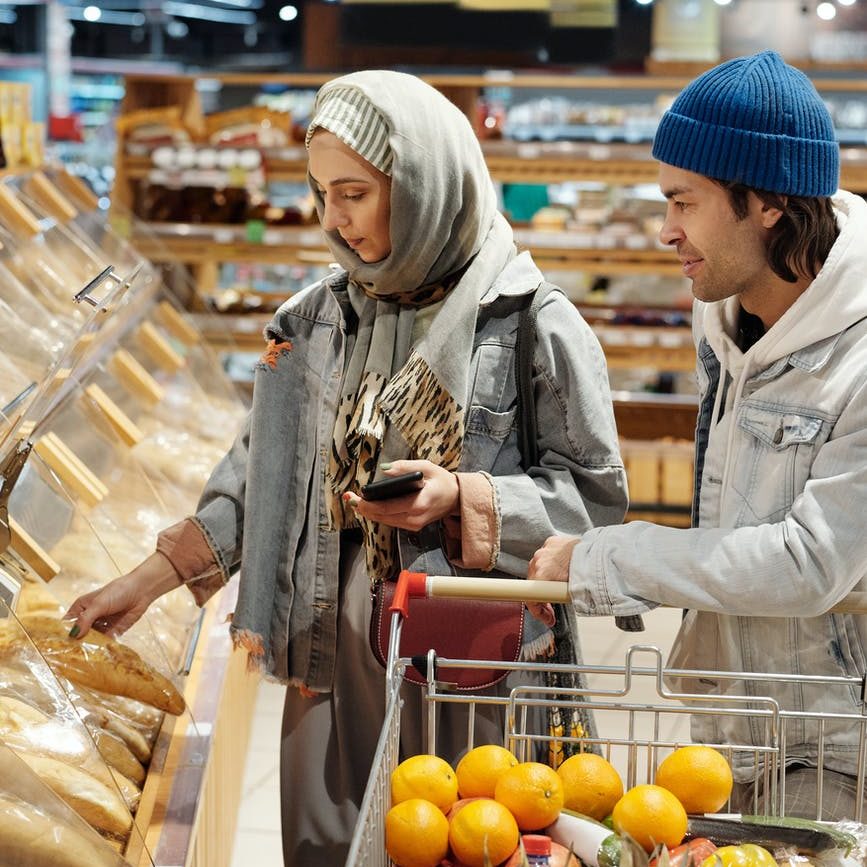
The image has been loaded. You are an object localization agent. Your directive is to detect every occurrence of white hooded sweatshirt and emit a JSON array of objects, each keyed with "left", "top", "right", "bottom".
[{"left": 567, "top": 191, "right": 867, "bottom": 774}]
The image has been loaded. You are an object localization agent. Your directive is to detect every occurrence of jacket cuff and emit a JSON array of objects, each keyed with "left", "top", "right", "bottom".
[
  {"left": 443, "top": 471, "right": 499, "bottom": 572},
  {"left": 156, "top": 518, "right": 227, "bottom": 606}
]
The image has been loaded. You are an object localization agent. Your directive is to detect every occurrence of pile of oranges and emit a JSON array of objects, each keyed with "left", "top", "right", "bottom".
[
  {"left": 385, "top": 744, "right": 736, "bottom": 867},
  {"left": 386, "top": 746, "right": 565, "bottom": 867}
]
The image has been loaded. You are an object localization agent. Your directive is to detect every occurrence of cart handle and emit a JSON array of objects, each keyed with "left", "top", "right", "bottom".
[{"left": 394, "top": 570, "right": 867, "bottom": 615}]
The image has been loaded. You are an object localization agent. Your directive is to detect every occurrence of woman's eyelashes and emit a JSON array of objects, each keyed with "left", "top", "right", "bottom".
[{"left": 316, "top": 187, "right": 367, "bottom": 202}]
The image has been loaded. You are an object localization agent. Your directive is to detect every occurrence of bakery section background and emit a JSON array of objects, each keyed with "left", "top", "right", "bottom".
[{"left": 0, "top": 1, "right": 865, "bottom": 865}]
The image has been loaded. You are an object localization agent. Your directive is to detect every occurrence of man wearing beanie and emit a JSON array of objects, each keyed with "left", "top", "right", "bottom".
[{"left": 530, "top": 50, "right": 867, "bottom": 818}]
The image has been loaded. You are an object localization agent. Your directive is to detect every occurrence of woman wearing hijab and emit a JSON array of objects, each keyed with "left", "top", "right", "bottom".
[{"left": 67, "top": 72, "right": 627, "bottom": 865}]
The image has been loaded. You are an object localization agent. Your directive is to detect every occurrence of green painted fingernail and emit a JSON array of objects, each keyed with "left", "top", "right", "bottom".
[
  {"left": 379, "top": 462, "right": 393, "bottom": 470},
  {"left": 68, "top": 624, "right": 80, "bottom": 638}
]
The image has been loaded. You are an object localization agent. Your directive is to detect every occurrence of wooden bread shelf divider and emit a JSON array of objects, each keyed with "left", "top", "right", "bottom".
[
  {"left": 23, "top": 171, "right": 78, "bottom": 223},
  {"left": 0, "top": 183, "right": 42, "bottom": 238},
  {"left": 155, "top": 300, "right": 201, "bottom": 347},
  {"left": 51, "top": 168, "right": 100, "bottom": 212},
  {"left": 111, "top": 348, "right": 165, "bottom": 406},
  {"left": 43, "top": 432, "right": 109, "bottom": 498},
  {"left": 33, "top": 432, "right": 106, "bottom": 507},
  {"left": 137, "top": 321, "right": 186, "bottom": 373},
  {"left": 84, "top": 383, "right": 144, "bottom": 447},
  {"left": 8, "top": 517, "right": 61, "bottom": 581}
]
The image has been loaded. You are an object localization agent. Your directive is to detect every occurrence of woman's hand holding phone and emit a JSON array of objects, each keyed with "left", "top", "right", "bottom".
[{"left": 343, "top": 459, "right": 459, "bottom": 531}]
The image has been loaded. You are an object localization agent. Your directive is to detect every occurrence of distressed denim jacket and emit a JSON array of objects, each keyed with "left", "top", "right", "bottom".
[
  {"left": 192, "top": 252, "right": 627, "bottom": 690},
  {"left": 567, "top": 191, "right": 867, "bottom": 778}
]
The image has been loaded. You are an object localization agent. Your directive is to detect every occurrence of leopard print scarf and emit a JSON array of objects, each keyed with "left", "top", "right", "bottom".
[{"left": 327, "top": 275, "right": 464, "bottom": 584}]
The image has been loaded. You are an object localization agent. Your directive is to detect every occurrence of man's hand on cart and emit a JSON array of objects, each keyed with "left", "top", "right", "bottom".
[
  {"left": 343, "top": 459, "right": 459, "bottom": 531},
  {"left": 526, "top": 535, "right": 582, "bottom": 625}
]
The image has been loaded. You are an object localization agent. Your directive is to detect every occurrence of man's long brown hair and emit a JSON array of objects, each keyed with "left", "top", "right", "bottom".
[{"left": 717, "top": 181, "right": 839, "bottom": 283}]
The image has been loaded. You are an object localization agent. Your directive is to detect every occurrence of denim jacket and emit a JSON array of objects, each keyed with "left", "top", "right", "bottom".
[
  {"left": 193, "top": 252, "right": 627, "bottom": 690},
  {"left": 567, "top": 191, "right": 867, "bottom": 776}
]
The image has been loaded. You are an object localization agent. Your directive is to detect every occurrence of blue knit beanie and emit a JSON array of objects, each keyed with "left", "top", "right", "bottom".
[{"left": 652, "top": 50, "right": 839, "bottom": 197}]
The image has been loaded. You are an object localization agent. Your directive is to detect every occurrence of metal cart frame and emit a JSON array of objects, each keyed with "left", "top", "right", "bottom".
[{"left": 346, "top": 572, "right": 867, "bottom": 867}]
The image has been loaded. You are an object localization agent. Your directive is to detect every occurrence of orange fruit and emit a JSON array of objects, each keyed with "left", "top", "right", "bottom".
[
  {"left": 448, "top": 797, "right": 519, "bottom": 867},
  {"left": 655, "top": 745, "right": 734, "bottom": 814},
  {"left": 391, "top": 754, "right": 458, "bottom": 812},
  {"left": 557, "top": 753, "right": 624, "bottom": 820},
  {"left": 456, "top": 745, "right": 519, "bottom": 798},
  {"left": 612, "top": 784, "right": 688, "bottom": 852},
  {"left": 385, "top": 798, "right": 449, "bottom": 867},
  {"left": 494, "top": 762, "right": 565, "bottom": 831}
]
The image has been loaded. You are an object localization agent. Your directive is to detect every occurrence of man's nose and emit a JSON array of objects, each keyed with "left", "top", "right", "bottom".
[{"left": 659, "top": 209, "right": 684, "bottom": 247}]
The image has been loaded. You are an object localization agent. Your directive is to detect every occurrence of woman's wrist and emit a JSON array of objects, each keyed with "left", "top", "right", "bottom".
[{"left": 132, "top": 552, "right": 184, "bottom": 605}]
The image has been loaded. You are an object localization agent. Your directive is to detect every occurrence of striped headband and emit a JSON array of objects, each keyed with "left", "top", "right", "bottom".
[{"left": 305, "top": 86, "right": 393, "bottom": 176}]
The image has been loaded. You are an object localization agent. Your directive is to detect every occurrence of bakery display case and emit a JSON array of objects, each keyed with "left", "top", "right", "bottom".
[{"left": 0, "top": 171, "right": 253, "bottom": 866}]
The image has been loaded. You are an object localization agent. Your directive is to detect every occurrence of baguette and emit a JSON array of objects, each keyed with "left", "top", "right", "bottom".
[
  {"left": 101, "top": 713, "right": 152, "bottom": 764},
  {"left": 0, "top": 615, "right": 185, "bottom": 715},
  {"left": 17, "top": 753, "right": 132, "bottom": 838},
  {"left": 93, "top": 729, "right": 146, "bottom": 785},
  {"left": 0, "top": 695, "right": 121, "bottom": 793},
  {"left": 0, "top": 793, "right": 122, "bottom": 867},
  {"left": 108, "top": 767, "right": 141, "bottom": 812}
]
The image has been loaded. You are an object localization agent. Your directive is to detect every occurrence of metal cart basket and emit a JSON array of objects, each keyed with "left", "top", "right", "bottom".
[{"left": 346, "top": 572, "right": 867, "bottom": 867}]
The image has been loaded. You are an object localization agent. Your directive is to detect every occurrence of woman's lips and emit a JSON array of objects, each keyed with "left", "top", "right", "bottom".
[{"left": 344, "top": 237, "right": 364, "bottom": 249}]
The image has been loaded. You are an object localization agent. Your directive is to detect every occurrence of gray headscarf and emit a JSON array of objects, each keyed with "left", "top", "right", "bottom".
[{"left": 306, "top": 71, "right": 516, "bottom": 582}]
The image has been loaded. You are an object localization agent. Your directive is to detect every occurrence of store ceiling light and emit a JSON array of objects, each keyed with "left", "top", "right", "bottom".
[
  {"left": 816, "top": 0, "right": 836, "bottom": 17},
  {"left": 162, "top": 0, "right": 257, "bottom": 23},
  {"left": 279, "top": 4, "right": 298, "bottom": 20},
  {"left": 635, "top": 0, "right": 654, "bottom": 6},
  {"left": 66, "top": 5, "right": 147, "bottom": 25},
  {"left": 713, "top": 0, "right": 732, "bottom": 5},
  {"left": 838, "top": 0, "right": 856, "bottom": 6},
  {"left": 166, "top": 18, "right": 189, "bottom": 36}
]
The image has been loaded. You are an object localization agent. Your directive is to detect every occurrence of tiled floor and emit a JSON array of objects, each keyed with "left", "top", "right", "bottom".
[{"left": 229, "top": 608, "right": 686, "bottom": 866}]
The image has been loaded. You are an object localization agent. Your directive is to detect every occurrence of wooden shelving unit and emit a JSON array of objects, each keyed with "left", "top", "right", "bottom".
[{"left": 112, "top": 67, "right": 867, "bottom": 527}]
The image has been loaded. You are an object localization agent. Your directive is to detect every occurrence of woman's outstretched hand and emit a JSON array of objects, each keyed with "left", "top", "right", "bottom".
[
  {"left": 343, "top": 459, "right": 459, "bottom": 531},
  {"left": 64, "top": 552, "right": 183, "bottom": 639}
]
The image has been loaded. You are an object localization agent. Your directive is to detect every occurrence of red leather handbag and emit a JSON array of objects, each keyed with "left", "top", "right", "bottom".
[{"left": 369, "top": 577, "right": 524, "bottom": 689}]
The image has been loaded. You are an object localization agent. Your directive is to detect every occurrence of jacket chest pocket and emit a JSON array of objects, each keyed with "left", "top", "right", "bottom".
[
  {"left": 461, "top": 341, "right": 520, "bottom": 473},
  {"left": 732, "top": 404, "right": 826, "bottom": 522}
]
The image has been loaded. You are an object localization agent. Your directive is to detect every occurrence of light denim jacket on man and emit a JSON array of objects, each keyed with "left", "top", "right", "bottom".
[
  {"left": 566, "top": 191, "right": 867, "bottom": 778},
  {"left": 192, "top": 251, "right": 627, "bottom": 691}
]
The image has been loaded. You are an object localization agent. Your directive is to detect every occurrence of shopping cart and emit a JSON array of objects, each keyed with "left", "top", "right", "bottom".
[{"left": 346, "top": 571, "right": 867, "bottom": 867}]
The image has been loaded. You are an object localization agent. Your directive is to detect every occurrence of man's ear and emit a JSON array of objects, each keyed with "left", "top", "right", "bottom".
[{"left": 760, "top": 195, "right": 786, "bottom": 229}]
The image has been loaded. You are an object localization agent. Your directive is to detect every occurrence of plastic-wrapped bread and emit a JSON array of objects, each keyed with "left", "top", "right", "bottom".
[
  {"left": 107, "top": 767, "right": 141, "bottom": 813},
  {"left": 0, "top": 695, "right": 119, "bottom": 791},
  {"left": 15, "top": 579, "right": 64, "bottom": 619},
  {"left": 74, "top": 683, "right": 163, "bottom": 740},
  {"left": 0, "top": 793, "right": 123, "bottom": 867},
  {"left": 0, "top": 615, "right": 185, "bottom": 715},
  {"left": 92, "top": 729, "right": 146, "bottom": 785},
  {"left": 15, "top": 753, "right": 132, "bottom": 838}
]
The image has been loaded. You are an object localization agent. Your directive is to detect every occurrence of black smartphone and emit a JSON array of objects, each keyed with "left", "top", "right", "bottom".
[{"left": 360, "top": 471, "right": 424, "bottom": 501}]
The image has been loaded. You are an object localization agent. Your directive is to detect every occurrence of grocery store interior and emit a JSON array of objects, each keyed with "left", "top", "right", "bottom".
[{"left": 0, "top": 1, "right": 865, "bottom": 866}]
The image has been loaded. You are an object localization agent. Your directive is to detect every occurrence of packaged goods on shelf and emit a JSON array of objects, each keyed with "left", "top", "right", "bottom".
[
  {"left": 204, "top": 105, "right": 291, "bottom": 148},
  {"left": 116, "top": 106, "right": 192, "bottom": 151}
]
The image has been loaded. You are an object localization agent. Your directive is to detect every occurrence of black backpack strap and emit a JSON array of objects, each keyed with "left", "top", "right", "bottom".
[
  {"left": 514, "top": 281, "right": 644, "bottom": 636},
  {"left": 515, "top": 281, "right": 556, "bottom": 471}
]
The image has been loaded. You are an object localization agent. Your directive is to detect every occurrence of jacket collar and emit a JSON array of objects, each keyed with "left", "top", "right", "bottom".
[{"left": 480, "top": 250, "right": 543, "bottom": 305}]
